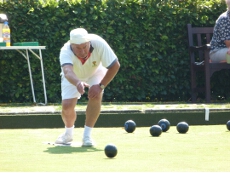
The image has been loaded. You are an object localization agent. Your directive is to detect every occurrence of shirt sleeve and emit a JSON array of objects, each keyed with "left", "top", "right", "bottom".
[
  {"left": 214, "top": 11, "right": 230, "bottom": 42},
  {"left": 94, "top": 37, "right": 118, "bottom": 69},
  {"left": 210, "top": 12, "right": 230, "bottom": 51},
  {"left": 59, "top": 43, "right": 74, "bottom": 66}
]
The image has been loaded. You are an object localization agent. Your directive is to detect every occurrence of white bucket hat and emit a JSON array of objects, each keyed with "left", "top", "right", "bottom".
[{"left": 69, "top": 28, "right": 91, "bottom": 44}]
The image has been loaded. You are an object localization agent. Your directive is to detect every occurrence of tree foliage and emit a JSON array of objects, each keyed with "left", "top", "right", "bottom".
[{"left": 0, "top": 0, "right": 228, "bottom": 103}]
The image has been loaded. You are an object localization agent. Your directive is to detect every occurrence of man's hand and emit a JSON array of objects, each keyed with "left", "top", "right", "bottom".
[
  {"left": 88, "top": 84, "right": 102, "bottom": 99},
  {"left": 76, "top": 82, "right": 90, "bottom": 95},
  {"left": 228, "top": 47, "right": 230, "bottom": 55},
  {"left": 224, "top": 40, "right": 230, "bottom": 48}
]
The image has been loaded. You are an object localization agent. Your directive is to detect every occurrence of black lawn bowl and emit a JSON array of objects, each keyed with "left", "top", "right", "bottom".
[
  {"left": 158, "top": 118, "right": 170, "bottom": 132},
  {"left": 177, "top": 122, "right": 189, "bottom": 134},
  {"left": 226, "top": 120, "right": 230, "bottom": 131},
  {"left": 149, "top": 125, "right": 162, "bottom": 137},
  {"left": 124, "top": 120, "right": 136, "bottom": 133},
  {"left": 104, "top": 144, "right": 118, "bottom": 158}
]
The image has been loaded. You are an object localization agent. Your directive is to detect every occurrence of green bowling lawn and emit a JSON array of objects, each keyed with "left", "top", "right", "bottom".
[{"left": 0, "top": 125, "right": 229, "bottom": 172}]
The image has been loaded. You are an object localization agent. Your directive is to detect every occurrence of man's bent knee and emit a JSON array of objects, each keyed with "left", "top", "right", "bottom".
[{"left": 62, "top": 98, "right": 78, "bottom": 111}]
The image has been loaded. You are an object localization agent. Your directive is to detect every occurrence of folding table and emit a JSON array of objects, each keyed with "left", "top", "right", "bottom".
[{"left": 0, "top": 46, "right": 47, "bottom": 105}]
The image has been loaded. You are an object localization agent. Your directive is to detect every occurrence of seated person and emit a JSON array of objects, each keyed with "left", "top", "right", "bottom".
[{"left": 210, "top": 0, "right": 230, "bottom": 62}]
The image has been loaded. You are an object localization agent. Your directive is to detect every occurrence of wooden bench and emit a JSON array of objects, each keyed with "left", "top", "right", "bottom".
[{"left": 187, "top": 24, "right": 230, "bottom": 103}]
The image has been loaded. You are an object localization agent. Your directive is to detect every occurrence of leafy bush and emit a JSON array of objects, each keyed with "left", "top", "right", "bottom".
[{"left": 0, "top": 0, "right": 228, "bottom": 103}]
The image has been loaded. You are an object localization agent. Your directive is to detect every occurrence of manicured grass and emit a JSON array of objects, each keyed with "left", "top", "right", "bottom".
[{"left": 0, "top": 125, "right": 229, "bottom": 172}]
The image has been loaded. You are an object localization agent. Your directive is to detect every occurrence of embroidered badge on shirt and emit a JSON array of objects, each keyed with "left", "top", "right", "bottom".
[{"left": 92, "top": 61, "right": 97, "bottom": 67}]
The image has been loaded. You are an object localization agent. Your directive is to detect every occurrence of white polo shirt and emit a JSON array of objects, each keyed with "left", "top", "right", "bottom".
[{"left": 59, "top": 34, "right": 118, "bottom": 81}]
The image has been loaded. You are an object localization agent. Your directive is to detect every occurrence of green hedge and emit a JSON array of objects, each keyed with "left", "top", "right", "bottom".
[{"left": 0, "top": 0, "right": 229, "bottom": 103}]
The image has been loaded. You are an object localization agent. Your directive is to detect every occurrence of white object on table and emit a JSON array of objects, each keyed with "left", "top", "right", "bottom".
[{"left": 0, "top": 46, "right": 47, "bottom": 105}]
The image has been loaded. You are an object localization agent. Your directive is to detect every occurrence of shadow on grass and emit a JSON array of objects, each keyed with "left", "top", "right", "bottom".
[{"left": 44, "top": 146, "right": 103, "bottom": 154}]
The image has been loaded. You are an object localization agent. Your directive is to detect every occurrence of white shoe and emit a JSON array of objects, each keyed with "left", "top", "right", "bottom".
[
  {"left": 82, "top": 137, "right": 94, "bottom": 147},
  {"left": 55, "top": 133, "right": 73, "bottom": 144}
]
